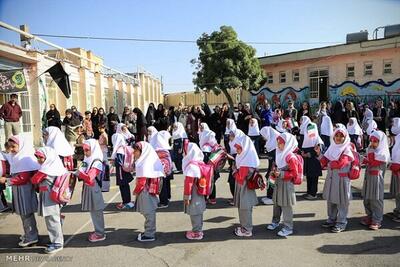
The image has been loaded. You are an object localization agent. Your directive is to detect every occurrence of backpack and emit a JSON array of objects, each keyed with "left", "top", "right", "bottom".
[
  {"left": 122, "top": 146, "right": 135, "bottom": 173},
  {"left": 189, "top": 161, "right": 214, "bottom": 196},
  {"left": 156, "top": 150, "right": 172, "bottom": 176},
  {"left": 348, "top": 143, "right": 361, "bottom": 180},
  {"left": 50, "top": 172, "right": 73, "bottom": 204},
  {"left": 247, "top": 170, "right": 266, "bottom": 190},
  {"left": 287, "top": 153, "right": 304, "bottom": 185},
  {"left": 148, "top": 177, "right": 163, "bottom": 195}
]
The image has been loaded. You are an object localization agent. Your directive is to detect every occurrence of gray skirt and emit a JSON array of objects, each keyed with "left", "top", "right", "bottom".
[
  {"left": 12, "top": 183, "right": 38, "bottom": 216},
  {"left": 38, "top": 176, "right": 60, "bottom": 217},
  {"left": 81, "top": 182, "right": 105, "bottom": 211},
  {"left": 184, "top": 183, "right": 206, "bottom": 215},
  {"left": 234, "top": 181, "right": 258, "bottom": 210},
  {"left": 322, "top": 169, "right": 352, "bottom": 206},
  {"left": 362, "top": 167, "right": 385, "bottom": 200},
  {"left": 135, "top": 188, "right": 158, "bottom": 215},
  {"left": 390, "top": 172, "right": 400, "bottom": 197},
  {"left": 273, "top": 175, "right": 296, "bottom": 207}
]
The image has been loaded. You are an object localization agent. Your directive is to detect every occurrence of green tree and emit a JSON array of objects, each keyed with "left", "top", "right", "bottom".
[{"left": 191, "top": 25, "right": 265, "bottom": 108}]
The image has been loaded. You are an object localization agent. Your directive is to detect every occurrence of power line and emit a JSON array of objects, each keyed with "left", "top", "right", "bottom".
[{"left": 32, "top": 33, "right": 342, "bottom": 45}]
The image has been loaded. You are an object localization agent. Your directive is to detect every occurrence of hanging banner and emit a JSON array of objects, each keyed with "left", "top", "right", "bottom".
[{"left": 0, "top": 69, "right": 28, "bottom": 93}]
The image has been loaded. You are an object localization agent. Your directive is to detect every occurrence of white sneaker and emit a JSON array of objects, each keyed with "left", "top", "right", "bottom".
[
  {"left": 267, "top": 222, "right": 280, "bottom": 230},
  {"left": 277, "top": 228, "right": 293, "bottom": 237},
  {"left": 261, "top": 197, "right": 274, "bottom": 205}
]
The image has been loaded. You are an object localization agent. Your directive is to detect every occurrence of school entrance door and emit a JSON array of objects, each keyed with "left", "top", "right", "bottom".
[{"left": 309, "top": 68, "right": 329, "bottom": 103}]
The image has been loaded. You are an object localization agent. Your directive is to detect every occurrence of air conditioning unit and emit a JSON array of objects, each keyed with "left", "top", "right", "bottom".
[
  {"left": 384, "top": 24, "right": 400, "bottom": 38},
  {"left": 346, "top": 31, "right": 368, "bottom": 44}
]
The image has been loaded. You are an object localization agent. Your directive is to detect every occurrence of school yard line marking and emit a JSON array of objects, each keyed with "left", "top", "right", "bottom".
[{"left": 37, "top": 190, "right": 121, "bottom": 267}]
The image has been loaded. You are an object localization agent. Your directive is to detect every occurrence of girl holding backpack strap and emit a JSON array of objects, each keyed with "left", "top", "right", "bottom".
[
  {"left": 7, "top": 135, "right": 40, "bottom": 247},
  {"left": 32, "top": 147, "right": 66, "bottom": 254},
  {"left": 230, "top": 129, "right": 259, "bottom": 237},
  {"left": 267, "top": 132, "right": 299, "bottom": 237},
  {"left": 316, "top": 127, "right": 357, "bottom": 233},
  {"left": 132, "top": 141, "right": 164, "bottom": 242},
  {"left": 183, "top": 142, "right": 207, "bottom": 240},
  {"left": 77, "top": 139, "right": 106, "bottom": 242},
  {"left": 111, "top": 133, "right": 134, "bottom": 210},
  {"left": 389, "top": 118, "right": 400, "bottom": 222},
  {"left": 43, "top": 126, "right": 75, "bottom": 171},
  {"left": 360, "top": 130, "right": 390, "bottom": 230}
]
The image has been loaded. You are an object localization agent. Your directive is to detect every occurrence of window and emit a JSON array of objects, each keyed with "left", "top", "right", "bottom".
[
  {"left": 88, "top": 85, "right": 96, "bottom": 110},
  {"left": 267, "top": 72, "right": 273, "bottom": 84},
  {"left": 279, "top": 71, "right": 286, "bottom": 83},
  {"left": 346, "top": 64, "right": 355, "bottom": 78},
  {"left": 292, "top": 70, "right": 300, "bottom": 82},
  {"left": 383, "top": 60, "right": 392, "bottom": 74},
  {"left": 71, "top": 81, "right": 79, "bottom": 108},
  {"left": 364, "top": 62, "right": 373, "bottom": 76}
]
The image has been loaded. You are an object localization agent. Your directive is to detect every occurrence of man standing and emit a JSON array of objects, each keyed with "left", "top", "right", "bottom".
[{"left": 0, "top": 94, "right": 22, "bottom": 140}]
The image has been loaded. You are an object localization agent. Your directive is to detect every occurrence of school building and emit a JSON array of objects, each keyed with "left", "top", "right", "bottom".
[
  {"left": 0, "top": 40, "right": 163, "bottom": 147},
  {"left": 255, "top": 29, "right": 400, "bottom": 110}
]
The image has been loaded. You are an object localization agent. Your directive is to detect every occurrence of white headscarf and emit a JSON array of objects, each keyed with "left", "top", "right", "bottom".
[
  {"left": 391, "top": 117, "right": 400, "bottom": 135},
  {"left": 363, "top": 108, "right": 373, "bottom": 122},
  {"left": 111, "top": 133, "right": 127, "bottom": 159},
  {"left": 260, "top": 126, "right": 279, "bottom": 152},
  {"left": 324, "top": 128, "right": 354, "bottom": 161},
  {"left": 276, "top": 119, "right": 288, "bottom": 133},
  {"left": 347, "top": 117, "right": 363, "bottom": 135},
  {"left": 229, "top": 128, "right": 245, "bottom": 154},
  {"left": 152, "top": 131, "right": 172, "bottom": 151},
  {"left": 320, "top": 113, "right": 334, "bottom": 136},
  {"left": 83, "top": 139, "right": 104, "bottom": 168},
  {"left": 147, "top": 126, "right": 158, "bottom": 145},
  {"left": 225, "top": 118, "right": 237, "bottom": 135},
  {"left": 199, "top": 122, "right": 210, "bottom": 133},
  {"left": 275, "top": 133, "right": 298, "bottom": 169},
  {"left": 36, "top": 147, "right": 67, "bottom": 176},
  {"left": 134, "top": 141, "right": 164, "bottom": 178},
  {"left": 8, "top": 135, "right": 40, "bottom": 174},
  {"left": 199, "top": 129, "right": 217, "bottom": 152},
  {"left": 248, "top": 118, "right": 260, "bottom": 136},
  {"left": 302, "top": 122, "right": 324, "bottom": 148},
  {"left": 44, "top": 126, "right": 74, "bottom": 157},
  {"left": 300, "top": 116, "right": 311, "bottom": 135},
  {"left": 370, "top": 130, "right": 390, "bottom": 163},
  {"left": 232, "top": 132, "right": 260, "bottom": 169},
  {"left": 366, "top": 119, "right": 377, "bottom": 136},
  {"left": 116, "top": 123, "right": 134, "bottom": 140},
  {"left": 172, "top": 122, "right": 187, "bottom": 140},
  {"left": 183, "top": 142, "right": 204, "bottom": 177}
]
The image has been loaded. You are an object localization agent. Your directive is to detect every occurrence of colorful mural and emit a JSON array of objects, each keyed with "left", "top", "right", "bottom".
[{"left": 251, "top": 78, "right": 400, "bottom": 109}]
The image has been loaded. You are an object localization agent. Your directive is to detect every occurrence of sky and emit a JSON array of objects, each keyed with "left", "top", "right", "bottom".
[{"left": 0, "top": 0, "right": 399, "bottom": 93}]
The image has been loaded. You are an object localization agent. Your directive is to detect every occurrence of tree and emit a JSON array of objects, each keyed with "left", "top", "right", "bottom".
[{"left": 191, "top": 25, "right": 265, "bottom": 108}]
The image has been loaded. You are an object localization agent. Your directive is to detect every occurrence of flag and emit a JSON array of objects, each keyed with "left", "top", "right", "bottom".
[
  {"left": 307, "top": 123, "right": 317, "bottom": 138},
  {"left": 45, "top": 62, "right": 71, "bottom": 98}
]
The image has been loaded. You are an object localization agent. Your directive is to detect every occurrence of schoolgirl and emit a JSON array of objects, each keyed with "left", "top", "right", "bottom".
[
  {"left": 172, "top": 122, "right": 188, "bottom": 173},
  {"left": 43, "top": 126, "right": 74, "bottom": 171},
  {"left": 267, "top": 133, "right": 299, "bottom": 237},
  {"left": 7, "top": 135, "right": 40, "bottom": 247},
  {"left": 389, "top": 117, "right": 400, "bottom": 222},
  {"left": 111, "top": 133, "right": 134, "bottom": 210},
  {"left": 133, "top": 141, "right": 164, "bottom": 242},
  {"left": 115, "top": 123, "right": 135, "bottom": 145},
  {"left": 361, "top": 130, "right": 390, "bottom": 230},
  {"left": 320, "top": 111, "right": 333, "bottom": 151},
  {"left": 77, "top": 139, "right": 106, "bottom": 242},
  {"left": 260, "top": 126, "right": 279, "bottom": 205},
  {"left": 300, "top": 118, "right": 324, "bottom": 200},
  {"left": 248, "top": 118, "right": 261, "bottom": 153},
  {"left": 32, "top": 147, "right": 66, "bottom": 253},
  {"left": 318, "top": 128, "right": 355, "bottom": 233},
  {"left": 183, "top": 142, "right": 206, "bottom": 240},
  {"left": 226, "top": 119, "right": 239, "bottom": 201},
  {"left": 152, "top": 130, "right": 174, "bottom": 208},
  {"left": 347, "top": 117, "right": 363, "bottom": 151},
  {"left": 230, "top": 129, "right": 259, "bottom": 237}
]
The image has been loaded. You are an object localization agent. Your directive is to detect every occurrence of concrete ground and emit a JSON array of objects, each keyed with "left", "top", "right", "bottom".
[{"left": 0, "top": 159, "right": 399, "bottom": 267}]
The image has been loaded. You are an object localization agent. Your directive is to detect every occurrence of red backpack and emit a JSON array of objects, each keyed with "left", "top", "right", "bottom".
[
  {"left": 189, "top": 161, "right": 214, "bottom": 196},
  {"left": 247, "top": 170, "right": 266, "bottom": 190},
  {"left": 122, "top": 146, "right": 135, "bottom": 173},
  {"left": 208, "top": 145, "right": 228, "bottom": 173},
  {"left": 348, "top": 143, "right": 361, "bottom": 180},
  {"left": 50, "top": 173, "right": 73, "bottom": 204},
  {"left": 287, "top": 153, "right": 304, "bottom": 185}
]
